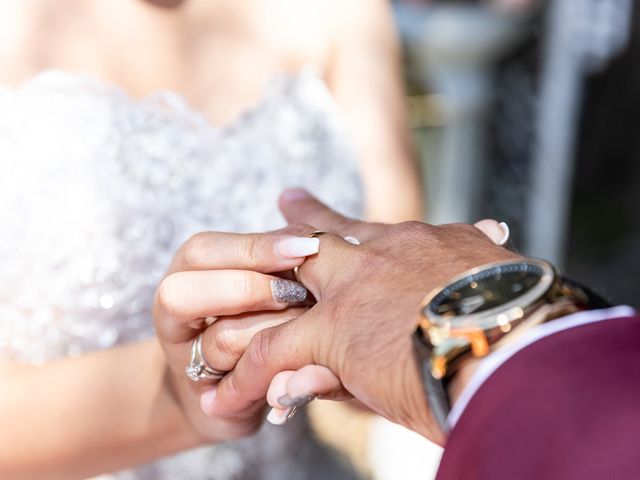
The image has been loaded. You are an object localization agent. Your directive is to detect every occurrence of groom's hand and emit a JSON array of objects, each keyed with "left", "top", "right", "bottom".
[{"left": 209, "top": 190, "right": 518, "bottom": 443}]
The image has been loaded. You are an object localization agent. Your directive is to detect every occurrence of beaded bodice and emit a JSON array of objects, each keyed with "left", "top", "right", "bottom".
[
  {"left": 0, "top": 69, "right": 362, "bottom": 363},
  {"left": 0, "top": 69, "right": 362, "bottom": 479}
]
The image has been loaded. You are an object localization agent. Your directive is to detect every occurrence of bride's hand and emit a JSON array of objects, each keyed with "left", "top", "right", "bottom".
[{"left": 153, "top": 228, "right": 319, "bottom": 441}]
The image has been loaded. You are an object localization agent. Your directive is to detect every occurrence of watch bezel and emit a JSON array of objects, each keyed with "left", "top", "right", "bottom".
[{"left": 419, "top": 259, "right": 556, "bottom": 337}]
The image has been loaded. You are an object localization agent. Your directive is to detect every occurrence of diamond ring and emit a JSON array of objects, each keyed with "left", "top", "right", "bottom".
[{"left": 185, "top": 332, "right": 227, "bottom": 382}]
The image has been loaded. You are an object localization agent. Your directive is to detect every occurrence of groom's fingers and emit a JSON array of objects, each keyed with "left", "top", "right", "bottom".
[
  {"left": 206, "top": 306, "right": 329, "bottom": 418},
  {"left": 200, "top": 308, "right": 306, "bottom": 373},
  {"left": 167, "top": 228, "right": 320, "bottom": 275},
  {"left": 290, "top": 232, "right": 359, "bottom": 300},
  {"left": 266, "top": 365, "right": 350, "bottom": 410},
  {"left": 279, "top": 189, "right": 380, "bottom": 241}
]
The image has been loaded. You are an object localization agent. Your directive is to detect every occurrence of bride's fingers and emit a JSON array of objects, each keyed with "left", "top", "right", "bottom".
[
  {"left": 200, "top": 308, "right": 306, "bottom": 373},
  {"left": 154, "top": 270, "right": 307, "bottom": 344},
  {"left": 474, "top": 219, "right": 510, "bottom": 246},
  {"left": 167, "top": 229, "right": 321, "bottom": 275},
  {"left": 264, "top": 365, "right": 349, "bottom": 426}
]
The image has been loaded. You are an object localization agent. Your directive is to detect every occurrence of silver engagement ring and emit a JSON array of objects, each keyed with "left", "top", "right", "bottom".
[{"left": 185, "top": 332, "right": 227, "bottom": 382}]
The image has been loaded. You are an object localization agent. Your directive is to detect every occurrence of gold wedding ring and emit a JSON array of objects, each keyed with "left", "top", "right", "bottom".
[{"left": 293, "top": 231, "right": 326, "bottom": 282}]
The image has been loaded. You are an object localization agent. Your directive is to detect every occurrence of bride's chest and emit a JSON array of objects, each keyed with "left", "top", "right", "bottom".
[{"left": 0, "top": 72, "right": 362, "bottom": 275}]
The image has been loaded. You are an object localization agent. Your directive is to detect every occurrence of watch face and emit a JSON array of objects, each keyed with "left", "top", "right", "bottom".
[{"left": 425, "top": 261, "right": 553, "bottom": 329}]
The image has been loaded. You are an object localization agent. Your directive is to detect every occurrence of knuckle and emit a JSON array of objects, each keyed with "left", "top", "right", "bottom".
[
  {"left": 155, "top": 273, "right": 184, "bottom": 319},
  {"left": 182, "top": 232, "right": 213, "bottom": 268},
  {"left": 212, "top": 326, "right": 239, "bottom": 360},
  {"left": 389, "top": 221, "right": 438, "bottom": 249},
  {"left": 395, "top": 220, "right": 431, "bottom": 236},
  {"left": 308, "top": 242, "right": 377, "bottom": 296},
  {"left": 245, "top": 327, "right": 275, "bottom": 370},
  {"left": 436, "top": 223, "right": 488, "bottom": 247},
  {"left": 242, "top": 236, "right": 261, "bottom": 271}
]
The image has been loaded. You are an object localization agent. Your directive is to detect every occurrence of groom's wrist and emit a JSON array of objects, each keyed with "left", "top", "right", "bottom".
[{"left": 396, "top": 345, "right": 448, "bottom": 445}]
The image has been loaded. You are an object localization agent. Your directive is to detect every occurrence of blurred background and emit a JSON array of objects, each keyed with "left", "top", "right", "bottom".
[
  {"left": 361, "top": 0, "right": 638, "bottom": 478},
  {"left": 395, "top": 0, "right": 638, "bottom": 308}
]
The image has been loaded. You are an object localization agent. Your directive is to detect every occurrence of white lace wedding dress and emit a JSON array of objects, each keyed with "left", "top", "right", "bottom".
[{"left": 0, "top": 69, "right": 363, "bottom": 479}]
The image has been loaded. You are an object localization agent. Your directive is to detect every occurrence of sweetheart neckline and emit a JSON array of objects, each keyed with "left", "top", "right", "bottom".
[{"left": 0, "top": 66, "right": 328, "bottom": 133}]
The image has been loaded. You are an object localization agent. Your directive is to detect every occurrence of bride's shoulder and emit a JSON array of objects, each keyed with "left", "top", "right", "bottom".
[
  {"left": 252, "top": 0, "right": 395, "bottom": 66},
  {"left": 269, "top": 0, "right": 389, "bottom": 30},
  {"left": 329, "top": 0, "right": 398, "bottom": 40}
]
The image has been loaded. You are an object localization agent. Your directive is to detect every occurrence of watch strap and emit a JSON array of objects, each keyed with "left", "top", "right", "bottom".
[{"left": 413, "top": 329, "right": 451, "bottom": 433}]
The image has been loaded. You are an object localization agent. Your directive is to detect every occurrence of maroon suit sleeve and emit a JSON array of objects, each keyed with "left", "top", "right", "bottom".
[{"left": 436, "top": 314, "right": 640, "bottom": 480}]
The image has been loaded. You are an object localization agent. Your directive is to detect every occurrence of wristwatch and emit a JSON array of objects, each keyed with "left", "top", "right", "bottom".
[{"left": 413, "top": 258, "right": 610, "bottom": 434}]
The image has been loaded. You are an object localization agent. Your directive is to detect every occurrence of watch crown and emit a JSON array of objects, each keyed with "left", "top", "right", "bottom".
[
  {"left": 468, "top": 331, "right": 490, "bottom": 357},
  {"left": 431, "top": 357, "right": 447, "bottom": 380}
]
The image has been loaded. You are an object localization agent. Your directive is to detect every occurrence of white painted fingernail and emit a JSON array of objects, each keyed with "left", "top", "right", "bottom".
[
  {"left": 498, "top": 222, "right": 510, "bottom": 246},
  {"left": 343, "top": 236, "right": 360, "bottom": 245},
  {"left": 276, "top": 237, "right": 320, "bottom": 258},
  {"left": 266, "top": 407, "right": 286, "bottom": 425},
  {"left": 267, "top": 407, "right": 295, "bottom": 426}
]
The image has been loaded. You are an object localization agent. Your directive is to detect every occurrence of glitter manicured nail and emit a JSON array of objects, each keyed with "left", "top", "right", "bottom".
[{"left": 271, "top": 279, "right": 307, "bottom": 304}]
